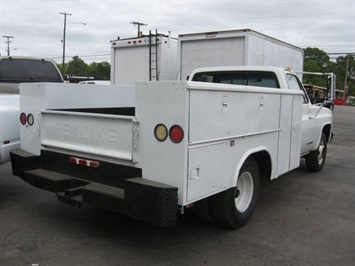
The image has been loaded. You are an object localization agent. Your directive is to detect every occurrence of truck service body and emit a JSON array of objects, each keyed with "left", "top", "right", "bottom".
[{"left": 11, "top": 66, "right": 332, "bottom": 228}]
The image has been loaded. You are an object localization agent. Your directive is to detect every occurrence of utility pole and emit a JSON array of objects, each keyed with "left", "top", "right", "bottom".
[
  {"left": 2, "top": 35, "right": 14, "bottom": 56},
  {"left": 343, "top": 54, "right": 349, "bottom": 100},
  {"left": 60, "top": 12, "right": 72, "bottom": 74},
  {"left": 130, "top": 21, "right": 147, "bottom": 37}
]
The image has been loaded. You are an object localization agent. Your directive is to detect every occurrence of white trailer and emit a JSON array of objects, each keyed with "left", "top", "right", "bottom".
[
  {"left": 178, "top": 29, "right": 304, "bottom": 80},
  {"left": 11, "top": 66, "right": 333, "bottom": 228},
  {"left": 110, "top": 32, "right": 178, "bottom": 85}
]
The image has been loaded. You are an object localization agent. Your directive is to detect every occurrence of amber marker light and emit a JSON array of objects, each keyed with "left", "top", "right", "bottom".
[
  {"left": 154, "top": 124, "right": 168, "bottom": 142},
  {"left": 27, "top": 114, "right": 34, "bottom": 126}
]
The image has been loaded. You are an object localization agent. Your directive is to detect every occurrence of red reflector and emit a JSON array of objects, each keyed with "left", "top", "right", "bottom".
[
  {"left": 69, "top": 157, "right": 100, "bottom": 168},
  {"left": 20, "top": 113, "right": 27, "bottom": 125},
  {"left": 4, "top": 140, "right": 10, "bottom": 144},
  {"left": 90, "top": 161, "right": 100, "bottom": 168},
  {"left": 169, "top": 125, "right": 184, "bottom": 143}
]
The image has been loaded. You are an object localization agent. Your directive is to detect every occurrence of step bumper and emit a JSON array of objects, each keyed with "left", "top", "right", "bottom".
[{"left": 10, "top": 149, "right": 178, "bottom": 227}]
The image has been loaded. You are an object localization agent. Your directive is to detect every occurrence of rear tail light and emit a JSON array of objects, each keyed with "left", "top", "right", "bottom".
[
  {"left": 169, "top": 125, "right": 184, "bottom": 143},
  {"left": 20, "top": 112, "right": 35, "bottom": 126},
  {"left": 154, "top": 124, "right": 184, "bottom": 143},
  {"left": 27, "top": 114, "right": 34, "bottom": 126},
  {"left": 20, "top": 113, "right": 27, "bottom": 125},
  {"left": 154, "top": 124, "right": 168, "bottom": 142}
]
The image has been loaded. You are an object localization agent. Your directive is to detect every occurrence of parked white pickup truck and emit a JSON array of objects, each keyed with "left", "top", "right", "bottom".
[
  {"left": 0, "top": 94, "right": 20, "bottom": 164},
  {"left": 0, "top": 56, "right": 64, "bottom": 165},
  {"left": 11, "top": 66, "right": 333, "bottom": 228}
]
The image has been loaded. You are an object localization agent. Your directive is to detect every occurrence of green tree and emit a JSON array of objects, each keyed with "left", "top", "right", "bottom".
[
  {"left": 67, "top": 56, "right": 88, "bottom": 77},
  {"left": 56, "top": 63, "right": 67, "bottom": 77},
  {"left": 88, "top": 61, "right": 110, "bottom": 80},
  {"left": 303, "top": 47, "right": 332, "bottom": 87},
  {"left": 335, "top": 54, "right": 355, "bottom": 96}
]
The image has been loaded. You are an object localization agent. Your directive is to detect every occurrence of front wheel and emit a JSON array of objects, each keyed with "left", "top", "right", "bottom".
[
  {"left": 210, "top": 158, "right": 260, "bottom": 228},
  {"left": 305, "top": 133, "right": 327, "bottom": 172}
]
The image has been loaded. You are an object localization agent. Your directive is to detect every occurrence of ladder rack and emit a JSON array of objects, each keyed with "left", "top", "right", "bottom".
[{"left": 149, "top": 30, "right": 159, "bottom": 81}]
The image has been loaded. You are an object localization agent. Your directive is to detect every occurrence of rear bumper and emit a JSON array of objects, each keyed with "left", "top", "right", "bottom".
[{"left": 10, "top": 149, "right": 178, "bottom": 227}]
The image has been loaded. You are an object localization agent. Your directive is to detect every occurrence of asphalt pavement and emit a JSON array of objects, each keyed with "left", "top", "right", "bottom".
[{"left": 0, "top": 105, "right": 354, "bottom": 266}]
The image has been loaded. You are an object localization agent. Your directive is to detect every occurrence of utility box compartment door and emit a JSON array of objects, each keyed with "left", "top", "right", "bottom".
[
  {"left": 277, "top": 94, "right": 303, "bottom": 176},
  {"left": 187, "top": 142, "right": 228, "bottom": 202}
]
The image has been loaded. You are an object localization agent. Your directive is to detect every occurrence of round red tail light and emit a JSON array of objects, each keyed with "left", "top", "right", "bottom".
[
  {"left": 169, "top": 125, "right": 184, "bottom": 143},
  {"left": 20, "top": 113, "right": 27, "bottom": 125}
]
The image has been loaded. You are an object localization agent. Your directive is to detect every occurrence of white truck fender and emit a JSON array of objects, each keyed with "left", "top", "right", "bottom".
[{"left": 232, "top": 146, "right": 273, "bottom": 187}]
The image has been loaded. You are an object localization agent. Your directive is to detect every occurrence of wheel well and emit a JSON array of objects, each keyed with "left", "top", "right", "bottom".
[
  {"left": 250, "top": 151, "right": 272, "bottom": 180},
  {"left": 322, "top": 124, "right": 331, "bottom": 142}
]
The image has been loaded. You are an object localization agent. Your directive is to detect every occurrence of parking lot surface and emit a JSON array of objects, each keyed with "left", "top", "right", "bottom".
[{"left": 1, "top": 106, "right": 354, "bottom": 266}]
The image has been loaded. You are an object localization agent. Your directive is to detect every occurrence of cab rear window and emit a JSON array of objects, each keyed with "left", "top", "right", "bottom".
[
  {"left": 0, "top": 58, "right": 63, "bottom": 83},
  {"left": 192, "top": 71, "right": 280, "bottom": 88}
]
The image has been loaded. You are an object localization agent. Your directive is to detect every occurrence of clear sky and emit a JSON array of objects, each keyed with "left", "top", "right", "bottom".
[{"left": 1, "top": 0, "right": 354, "bottom": 63}]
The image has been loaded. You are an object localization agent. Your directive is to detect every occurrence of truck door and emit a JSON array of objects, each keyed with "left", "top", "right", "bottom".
[{"left": 286, "top": 74, "right": 318, "bottom": 156}]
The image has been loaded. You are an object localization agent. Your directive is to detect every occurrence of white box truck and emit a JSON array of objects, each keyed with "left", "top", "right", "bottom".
[
  {"left": 110, "top": 29, "right": 303, "bottom": 85},
  {"left": 178, "top": 29, "right": 304, "bottom": 80},
  {"left": 110, "top": 31, "right": 178, "bottom": 85}
]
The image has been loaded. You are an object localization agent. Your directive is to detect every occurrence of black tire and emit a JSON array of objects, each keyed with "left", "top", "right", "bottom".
[
  {"left": 305, "top": 133, "right": 327, "bottom": 172},
  {"left": 209, "top": 158, "right": 260, "bottom": 229}
]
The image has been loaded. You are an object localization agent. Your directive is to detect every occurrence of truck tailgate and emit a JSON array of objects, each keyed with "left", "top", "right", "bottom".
[{"left": 41, "top": 110, "right": 137, "bottom": 162}]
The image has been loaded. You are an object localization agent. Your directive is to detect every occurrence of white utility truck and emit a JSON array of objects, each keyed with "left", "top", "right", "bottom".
[
  {"left": 11, "top": 66, "right": 333, "bottom": 228},
  {"left": 0, "top": 94, "right": 20, "bottom": 164},
  {"left": 110, "top": 29, "right": 303, "bottom": 85}
]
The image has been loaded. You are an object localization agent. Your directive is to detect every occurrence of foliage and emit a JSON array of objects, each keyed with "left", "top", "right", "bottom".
[
  {"left": 67, "top": 56, "right": 88, "bottom": 76},
  {"left": 87, "top": 61, "right": 110, "bottom": 80},
  {"left": 56, "top": 56, "right": 110, "bottom": 80},
  {"left": 303, "top": 48, "right": 355, "bottom": 96}
]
